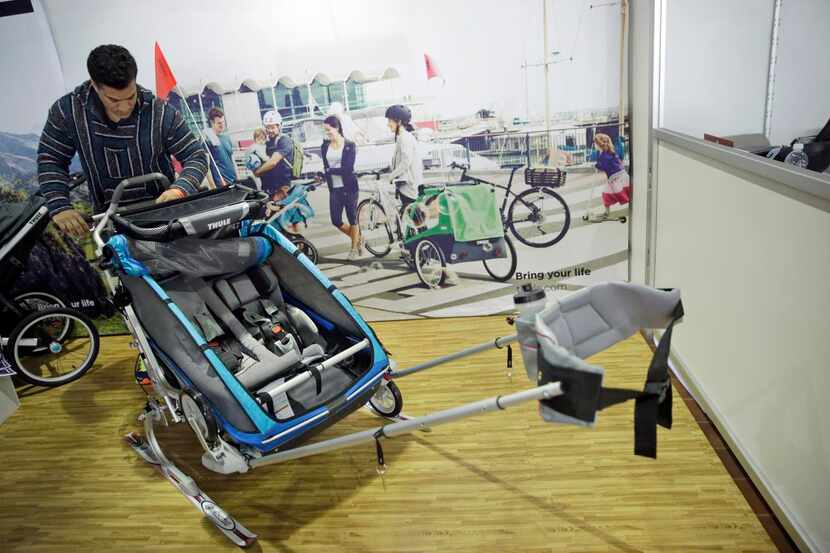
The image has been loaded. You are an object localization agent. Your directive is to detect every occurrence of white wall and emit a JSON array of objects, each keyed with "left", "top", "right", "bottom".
[
  {"left": 653, "top": 139, "right": 830, "bottom": 552},
  {"left": 660, "top": 0, "right": 774, "bottom": 138},
  {"left": 0, "top": 0, "right": 65, "bottom": 134},
  {"left": 768, "top": 0, "right": 830, "bottom": 145}
]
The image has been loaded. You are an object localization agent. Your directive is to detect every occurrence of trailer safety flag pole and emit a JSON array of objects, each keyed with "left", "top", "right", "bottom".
[{"left": 155, "top": 42, "right": 222, "bottom": 188}]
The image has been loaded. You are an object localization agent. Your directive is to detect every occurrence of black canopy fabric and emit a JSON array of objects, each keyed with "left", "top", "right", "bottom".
[
  {"left": 0, "top": 195, "right": 46, "bottom": 247},
  {"left": 1, "top": 195, "right": 109, "bottom": 318},
  {"left": 9, "top": 232, "right": 110, "bottom": 318}
]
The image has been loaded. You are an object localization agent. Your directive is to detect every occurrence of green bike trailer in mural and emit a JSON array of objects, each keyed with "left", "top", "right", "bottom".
[{"left": 403, "top": 182, "right": 517, "bottom": 288}]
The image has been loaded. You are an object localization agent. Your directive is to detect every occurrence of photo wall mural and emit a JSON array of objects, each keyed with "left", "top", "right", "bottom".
[{"left": 0, "top": 0, "right": 631, "bottom": 330}]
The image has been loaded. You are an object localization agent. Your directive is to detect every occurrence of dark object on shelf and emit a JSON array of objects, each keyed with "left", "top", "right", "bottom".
[
  {"left": 761, "top": 116, "right": 830, "bottom": 173},
  {"left": 764, "top": 141, "right": 830, "bottom": 173}
]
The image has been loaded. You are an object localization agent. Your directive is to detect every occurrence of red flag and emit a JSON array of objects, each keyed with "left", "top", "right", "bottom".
[
  {"left": 424, "top": 53, "right": 442, "bottom": 81},
  {"left": 154, "top": 42, "right": 177, "bottom": 100}
]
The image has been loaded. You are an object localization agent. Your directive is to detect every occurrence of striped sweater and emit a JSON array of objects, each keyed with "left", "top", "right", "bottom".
[{"left": 37, "top": 81, "right": 207, "bottom": 215}]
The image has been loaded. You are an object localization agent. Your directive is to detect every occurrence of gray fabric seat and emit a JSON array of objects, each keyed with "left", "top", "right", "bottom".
[{"left": 193, "top": 277, "right": 301, "bottom": 390}]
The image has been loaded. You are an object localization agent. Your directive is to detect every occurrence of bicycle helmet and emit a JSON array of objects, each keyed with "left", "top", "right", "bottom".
[
  {"left": 384, "top": 104, "right": 412, "bottom": 124},
  {"left": 263, "top": 110, "right": 282, "bottom": 126}
]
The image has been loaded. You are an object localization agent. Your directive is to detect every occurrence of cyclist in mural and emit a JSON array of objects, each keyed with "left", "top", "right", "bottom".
[
  {"left": 253, "top": 110, "right": 295, "bottom": 197},
  {"left": 384, "top": 104, "right": 421, "bottom": 214},
  {"left": 37, "top": 44, "right": 208, "bottom": 237},
  {"left": 385, "top": 104, "right": 458, "bottom": 285}
]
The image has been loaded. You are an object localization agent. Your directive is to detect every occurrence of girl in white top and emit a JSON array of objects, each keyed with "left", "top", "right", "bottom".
[{"left": 385, "top": 104, "right": 422, "bottom": 211}]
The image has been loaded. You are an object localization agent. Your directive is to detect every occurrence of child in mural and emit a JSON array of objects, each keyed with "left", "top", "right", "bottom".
[
  {"left": 265, "top": 183, "right": 314, "bottom": 235},
  {"left": 593, "top": 133, "right": 631, "bottom": 220},
  {"left": 245, "top": 128, "right": 268, "bottom": 189}
]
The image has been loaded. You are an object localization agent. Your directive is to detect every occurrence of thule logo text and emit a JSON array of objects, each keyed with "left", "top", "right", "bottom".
[{"left": 207, "top": 218, "right": 231, "bottom": 230}]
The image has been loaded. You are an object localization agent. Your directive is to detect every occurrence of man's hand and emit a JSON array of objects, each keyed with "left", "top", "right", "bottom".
[
  {"left": 52, "top": 209, "right": 89, "bottom": 238},
  {"left": 156, "top": 188, "right": 187, "bottom": 204}
]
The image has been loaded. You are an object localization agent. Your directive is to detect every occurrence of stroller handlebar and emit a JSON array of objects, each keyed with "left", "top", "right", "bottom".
[
  {"left": 110, "top": 173, "right": 171, "bottom": 209},
  {"left": 110, "top": 214, "right": 184, "bottom": 241},
  {"left": 93, "top": 173, "right": 172, "bottom": 252},
  {"left": 93, "top": 177, "right": 269, "bottom": 250}
]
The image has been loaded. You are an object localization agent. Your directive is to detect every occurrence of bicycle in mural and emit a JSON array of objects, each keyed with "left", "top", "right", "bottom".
[{"left": 449, "top": 161, "right": 571, "bottom": 248}]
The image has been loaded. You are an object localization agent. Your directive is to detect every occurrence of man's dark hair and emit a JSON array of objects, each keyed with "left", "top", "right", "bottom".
[
  {"left": 87, "top": 45, "right": 137, "bottom": 89},
  {"left": 208, "top": 107, "right": 225, "bottom": 123},
  {"left": 323, "top": 115, "right": 344, "bottom": 137}
]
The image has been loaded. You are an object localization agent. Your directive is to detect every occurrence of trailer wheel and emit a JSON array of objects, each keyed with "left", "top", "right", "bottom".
[
  {"left": 414, "top": 239, "right": 446, "bottom": 289},
  {"left": 369, "top": 380, "right": 403, "bottom": 418}
]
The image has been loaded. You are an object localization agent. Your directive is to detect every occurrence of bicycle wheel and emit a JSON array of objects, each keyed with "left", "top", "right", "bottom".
[
  {"left": 13, "top": 291, "right": 73, "bottom": 346},
  {"left": 507, "top": 187, "right": 571, "bottom": 248},
  {"left": 291, "top": 236, "right": 319, "bottom": 264},
  {"left": 7, "top": 307, "right": 99, "bottom": 387},
  {"left": 482, "top": 236, "right": 518, "bottom": 282},
  {"left": 357, "top": 199, "right": 393, "bottom": 257},
  {"left": 414, "top": 239, "right": 446, "bottom": 289}
]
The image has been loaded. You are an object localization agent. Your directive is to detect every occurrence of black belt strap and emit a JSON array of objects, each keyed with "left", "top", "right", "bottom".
[{"left": 596, "top": 300, "right": 684, "bottom": 458}]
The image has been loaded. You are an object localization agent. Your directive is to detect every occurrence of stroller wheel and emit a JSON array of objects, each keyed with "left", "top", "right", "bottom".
[
  {"left": 291, "top": 236, "right": 319, "bottom": 264},
  {"left": 180, "top": 389, "right": 219, "bottom": 450},
  {"left": 13, "top": 291, "right": 72, "bottom": 347},
  {"left": 369, "top": 380, "right": 403, "bottom": 418},
  {"left": 620, "top": 216, "right": 627, "bottom": 223},
  {"left": 7, "top": 307, "right": 99, "bottom": 387}
]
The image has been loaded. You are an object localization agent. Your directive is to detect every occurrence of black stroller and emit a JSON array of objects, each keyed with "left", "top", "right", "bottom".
[{"left": 0, "top": 191, "right": 100, "bottom": 387}]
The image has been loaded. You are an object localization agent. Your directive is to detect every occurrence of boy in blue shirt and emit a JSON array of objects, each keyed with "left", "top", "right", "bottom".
[{"left": 205, "top": 107, "right": 237, "bottom": 187}]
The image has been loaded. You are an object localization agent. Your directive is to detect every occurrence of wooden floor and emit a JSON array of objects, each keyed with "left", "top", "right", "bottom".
[{"left": 0, "top": 316, "right": 775, "bottom": 553}]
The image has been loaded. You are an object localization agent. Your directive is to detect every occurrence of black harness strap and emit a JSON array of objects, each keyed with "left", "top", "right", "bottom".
[
  {"left": 373, "top": 428, "right": 387, "bottom": 474},
  {"left": 631, "top": 300, "right": 684, "bottom": 457},
  {"left": 601, "top": 300, "right": 684, "bottom": 458},
  {"left": 256, "top": 392, "right": 276, "bottom": 417},
  {"left": 308, "top": 365, "right": 323, "bottom": 395},
  {"left": 538, "top": 299, "right": 684, "bottom": 459}
]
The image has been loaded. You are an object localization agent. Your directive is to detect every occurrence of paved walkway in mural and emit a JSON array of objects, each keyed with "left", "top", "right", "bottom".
[{"left": 299, "top": 170, "right": 630, "bottom": 321}]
